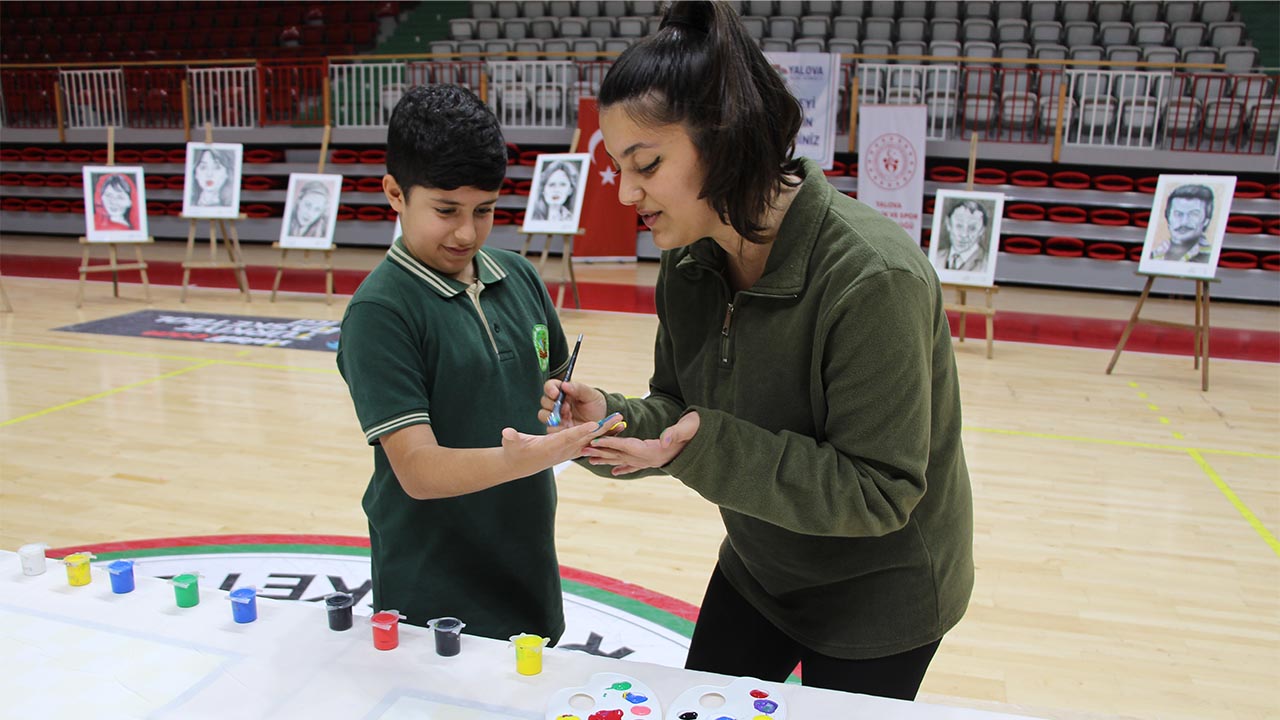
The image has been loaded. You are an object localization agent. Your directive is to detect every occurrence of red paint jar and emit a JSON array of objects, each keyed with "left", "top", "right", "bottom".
[{"left": 371, "top": 611, "right": 402, "bottom": 650}]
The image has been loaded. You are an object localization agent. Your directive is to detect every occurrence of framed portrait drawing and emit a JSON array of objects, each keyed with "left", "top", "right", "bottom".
[
  {"left": 928, "top": 189, "right": 1005, "bottom": 287},
  {"left": 82, "top": 166, "right": 149, "bottom": 243},
  {"left": 521, "top": 153, "right": 590, "bottom": 234},
  {"left": 181, "top": 142, "right": 244, "bottom": 219},
  {"left": 1137, "top": 175, "right": 1237, "bottom": 280},
  {"left": 279, "top": 173, "right": 343, "bottom": 249}
]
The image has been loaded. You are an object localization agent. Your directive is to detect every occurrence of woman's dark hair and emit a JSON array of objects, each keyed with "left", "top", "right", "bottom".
[
  {"left": 598, "top": 0, "right": 803, "bottom": 243},
  {"left": 386, "top": 84, "right": 507, "bottom": 194},
  {"left": 189, "top": 147, "right": 237, "bottom": 206}
]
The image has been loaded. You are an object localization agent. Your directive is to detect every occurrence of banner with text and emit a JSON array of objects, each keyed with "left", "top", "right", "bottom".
[
  {"left": 857, "top": 105, "right": 927, "bottom": 244},
  {"left": 765, "top": 51, "right": 840, "bottom": 170}
]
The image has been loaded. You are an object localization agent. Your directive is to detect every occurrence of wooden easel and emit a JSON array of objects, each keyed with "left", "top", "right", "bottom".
[
  {"left": 181, "top": 124, "right": 251, "bottom": 303},
  {"left": 1106, "top": 274, "right": 1214, "bottom": 391},
  {"left": 519, "top": 229, "right": 583, "bottom": 310},
  {"left": 941, "top": 133, "right": 999, "bottom": 359},
  {"left": 272, "top": 124, "right": 336, "bottom": 304},
  {"left": 76, "top": 127, "right": 153, "bottom": 309},
  {"left": 0, "top": 275, "right": 12, "bottom": 312}
]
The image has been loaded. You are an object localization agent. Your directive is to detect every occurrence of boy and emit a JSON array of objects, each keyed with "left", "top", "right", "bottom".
[{"left": 337, "top": 85, "right": 613, "bottom": 642}]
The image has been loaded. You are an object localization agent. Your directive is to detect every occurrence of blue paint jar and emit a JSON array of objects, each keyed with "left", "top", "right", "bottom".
[
  {"left": 107, "top": 560, "right": 135, "bottom": 594},
  {"left": 229, "top": 587, "right": 258, "bottom": 623}
]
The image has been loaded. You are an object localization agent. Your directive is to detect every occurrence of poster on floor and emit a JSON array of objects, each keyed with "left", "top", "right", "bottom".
[
  {"left": 765, "top": 51, "right": 841, "bottom": 170},
  {"left": 181, "top": 142, "right": 244, "bottom": 219},
  {"left": 82, "top": 166, "right": 149, "bottom": 243},
  {"left": 928, "top": 189, "right": 1005, "bottom": 287},
  {"left": 857, "top": 105, "right": 927, "bottom": 244},
  {"left": 280, "top": 173, "right": 343, "bottom": 250},
  {"left": 521, "top": 153, "right": 590, "bottom": 235},
  {"left": 1137, "top": 174, "right": 1237, "bottom": 280}
]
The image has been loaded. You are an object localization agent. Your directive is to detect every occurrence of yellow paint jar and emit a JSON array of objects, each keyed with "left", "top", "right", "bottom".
[
  {"left": 510, "top": 633, "right": 549, "bottom": 676},
  {"left": 63, "top": 552, "right": 94, "bottom": 587}
]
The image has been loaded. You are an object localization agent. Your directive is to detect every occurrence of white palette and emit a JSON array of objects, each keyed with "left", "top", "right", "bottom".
[
  {"left": 547, "top": 672, "right": 661, "bottom": 720},
  {"left": 665, "top": 677, "right": 786, "bottom": 720}
]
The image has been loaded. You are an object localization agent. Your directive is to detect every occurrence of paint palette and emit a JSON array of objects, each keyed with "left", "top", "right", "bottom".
[
  {"left": 546, "top": 672, "right": 662, "bottom": 720},
  {"left": 664, "top": 677, "right": 786, "bottom": 720}
]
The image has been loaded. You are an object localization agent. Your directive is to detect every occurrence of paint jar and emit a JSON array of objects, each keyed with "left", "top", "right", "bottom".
[
  {"left": 18, "top": 543, "right": 48, "bottom": 576},
  {"left": 325, "top": 592, "right": 354, "bottom": 631},
  {"left": 63, "top": 552, "right": 94, "bottom": 587},
  {"left": 371, "top": 610, "right": 403, "bottom": 651},
  {"left": 228, "top": 587, "right": 258, "bottom": 624},
  {"left": 510, "top": 633, "right": 549, "bottom": 676},
  {"left": 107, "top": 560, "right": 135, "bottom": 594},
  {"left": 172, "top": 573, "right": 201, "bottom": 608},
  {"left": 427, "top": 617, "right": 465, "bottom": 657}
]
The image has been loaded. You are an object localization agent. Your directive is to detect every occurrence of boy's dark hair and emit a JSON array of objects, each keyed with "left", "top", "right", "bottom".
[
  {"left": 598, "top": 0, "right": 803, "bottom": 243},
  {"left": 386, "top": 84, "right": 507, "bottom": 194}
]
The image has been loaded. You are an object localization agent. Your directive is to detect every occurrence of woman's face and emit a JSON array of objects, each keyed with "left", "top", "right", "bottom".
[
  {"left": 542, "top": 168, "right": 573, "bottom": 207},
  {"left": 194, "top": 151, "right": 229, "bottom": 193},
  {"left": 101, "top": 181, "right": 132, "bottom": 219},
  {"left": 600, "top": 106, "right": 723, "bottom": 250},
  {"left": 295, "top": 190, "right": 327, "bottom": 226}
]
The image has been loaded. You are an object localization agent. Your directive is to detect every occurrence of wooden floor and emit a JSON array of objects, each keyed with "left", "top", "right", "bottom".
[{"left": 1, "top": 238, "right": 1278, "bottom": 720}]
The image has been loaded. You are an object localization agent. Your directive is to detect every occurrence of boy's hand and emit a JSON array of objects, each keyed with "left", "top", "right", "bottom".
[
  {"left": 580, "top": 411, "right": 700, "bottom": 476},
  {"left": 539, "top": 379, "right": 609, "bottom": 431},
  {"left": 501, "top": 413, "right": 626, "bottom": 473}
]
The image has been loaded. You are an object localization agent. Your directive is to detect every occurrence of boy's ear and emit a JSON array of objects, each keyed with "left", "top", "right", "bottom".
[{"left": 383, "top": 174, "right": 405, "bottom": 213}]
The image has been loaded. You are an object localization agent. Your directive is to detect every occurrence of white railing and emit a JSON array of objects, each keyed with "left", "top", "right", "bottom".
[
  {"left": 331, "top": 62, "right": 405, "bottom": 128},
  {"left": 60, "top": 69, "right": 126, "bottom": 128},
  {"left": 858, "top": 63, "right": 961, "bottom": 140},
  {"left": 188, "top": 66, "right": 258, "bottom": 128},
  {"left": 1064, "top": 68, "right": 1173, "bottom": 150},
  {"left": 488, "top": 61, "right": 577, "bottom": 129}
]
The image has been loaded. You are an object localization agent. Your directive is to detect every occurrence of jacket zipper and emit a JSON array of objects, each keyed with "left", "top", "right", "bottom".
[{"left": 719, "top": 302, "right": 734, "bottom": 366}]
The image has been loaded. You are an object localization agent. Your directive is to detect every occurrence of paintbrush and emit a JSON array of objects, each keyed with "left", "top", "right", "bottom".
[{"left": 547, "top": 333, "right": 583, "bottom": 427}]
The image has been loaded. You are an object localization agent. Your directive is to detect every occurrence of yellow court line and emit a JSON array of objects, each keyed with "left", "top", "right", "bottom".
[
  {"left": 1, "top": 360, "right": 218, "bottom": 428},
  {"left": 0, "top": 341, "right": 339, "bottom": 375},
  {"left": 966, "top": 426, "right": 1280, "bottom": 461},
  {"left": 1188, "top": 449, "right": 1280, "bottom": 558}
]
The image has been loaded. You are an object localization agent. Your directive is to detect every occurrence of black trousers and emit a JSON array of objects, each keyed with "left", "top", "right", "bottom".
[{"left": 684, "top": 564, "right": 941, "bottom": 701}]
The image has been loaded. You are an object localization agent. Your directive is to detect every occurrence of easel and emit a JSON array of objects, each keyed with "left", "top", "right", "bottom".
[
  {"left": 76, "top": 126, "right": 153, "bottom": 309},
  {"left": 272, "top": 124, "right": 336, "bottom": 304},
  {"left": 519, "top": 127, "right": 583, "bottom": 311},
  {"left": 519, "top": 229, "right": 583, "bottom": 310},
  {"left": 181, "top": 123, "right": 251, "bottom": 302},
  {"left": 1106, "top": 274, "right": 1214, "bottom": 391},
  {"left": 941, "top": 133, "right": 999, "bottom": 359},
  {"left": 0, "top": 275, "right": 12, "bottom": 313}
]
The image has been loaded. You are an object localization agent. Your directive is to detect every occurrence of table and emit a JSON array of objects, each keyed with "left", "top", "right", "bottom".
[{"left": 0, "top": 551, "right": 1038, "bottom": 719}]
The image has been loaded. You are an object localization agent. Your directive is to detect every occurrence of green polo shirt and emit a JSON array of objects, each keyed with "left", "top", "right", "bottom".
[{"left": 337, "top": 238, "right": 570, "bottom": 642}]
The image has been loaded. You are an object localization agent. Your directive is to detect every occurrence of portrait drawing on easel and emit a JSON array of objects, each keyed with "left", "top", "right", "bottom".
[
  {"left": 279, "top": 173, "right": 343, "bottom": 250},
  {"left": 82, "top": 166, "right": 149, "bottom": 243},
  {"left": 1138, "top": 174, "right": 1237, "bottom": 280},
  {"left": 521, "top": 153, "right": 590, "bottom": 234},
  {"left": 181, "top": 142, "right": 244, "bottom": 219},
  {"left": 928, "top": 189, "right": 1005, "bottom": 287}
]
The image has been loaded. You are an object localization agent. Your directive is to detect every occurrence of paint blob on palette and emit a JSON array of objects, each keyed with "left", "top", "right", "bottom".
[
  {"left": 546, "top": 672, "right": 661, "bottom": 720},
  {"left": 664, "top": 677, "right": 786, "bottom": 720}
]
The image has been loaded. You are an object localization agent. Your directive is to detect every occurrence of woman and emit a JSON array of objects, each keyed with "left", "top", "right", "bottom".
[
  {"left": 94, "top": 173, "right": 136, "bottom": 231},
  {"left": 541, "top": 0, "right": 973, "bottom": 701},
  {"left": 288, "top": 180, "right": 331, "bottom": 238},
  {"left": 531, "top": 160, "right": 579, "bottom": 223},
  {"left": 190, "top": 147, "right": 236, "bottom": 208}
]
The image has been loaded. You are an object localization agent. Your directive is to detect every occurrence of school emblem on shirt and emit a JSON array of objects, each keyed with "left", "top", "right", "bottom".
[{"left": 532, "top": 324, "right": 550, "bottom": 372}]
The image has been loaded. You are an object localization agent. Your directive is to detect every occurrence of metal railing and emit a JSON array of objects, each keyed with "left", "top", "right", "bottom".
[
  {"left": 189, "top": 66, "right": 258, "bottom": 129},
  {"left": 59, "top": 68, "right": 127, "bottom": 128}
]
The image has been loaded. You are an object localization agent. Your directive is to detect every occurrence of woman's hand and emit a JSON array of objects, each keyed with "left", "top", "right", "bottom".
[
  {"left": 500, "top": 412, "right": 625, "bottom": 474},
  {"left": 581, "top": 411, "right": 701, "bottom": 476},
  {"left": 539, "top": 379, "right": 609, "bottom": 431}
]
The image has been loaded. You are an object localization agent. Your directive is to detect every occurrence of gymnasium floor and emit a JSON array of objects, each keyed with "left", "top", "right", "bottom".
[{"left": 1, "top": 234, "right": 1278, "bottom": 720}]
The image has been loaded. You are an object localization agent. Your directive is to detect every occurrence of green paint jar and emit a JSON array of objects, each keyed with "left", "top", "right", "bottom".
[{"left": 172, "top": 573, "right": 200, "bottom": 608}]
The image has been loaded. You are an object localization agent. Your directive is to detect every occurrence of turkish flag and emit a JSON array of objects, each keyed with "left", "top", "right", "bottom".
[{"left": 573, "top": 98, "right": 638, "bottom": 260}]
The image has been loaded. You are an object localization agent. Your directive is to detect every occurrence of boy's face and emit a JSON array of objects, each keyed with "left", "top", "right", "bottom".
[{"left": 383, "top": 175, "right": 500, "bottom": 280}]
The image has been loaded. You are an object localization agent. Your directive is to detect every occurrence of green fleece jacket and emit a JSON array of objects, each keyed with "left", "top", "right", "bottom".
[{"left": 601, "top": 159, "right": 974, "bottom": 659}]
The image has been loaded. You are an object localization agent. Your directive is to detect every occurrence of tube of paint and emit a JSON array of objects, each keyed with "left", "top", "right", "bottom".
[
  {"left": 62, "top": 552, "right": 95, "bottom": 587},
  {"left": 228, "top": 587, "right": 258, "bottom": 623},
  {"left": 170, "top": 573, "right": 201, "bottom": 608},
  {"left": 370, "top": 610, "right": 404, "bottom": 651},
  {"left": 427, "top": 617, "right": 466, "bottom": 657},
  {"left": 107, "top": 559, "right": 135, "bottom": 594},
  {"left": 18, "top": 543, "right": 48, "bottom": 576},
  {"left": 325, "top": 592, "right": 354, "bottom": 631}
]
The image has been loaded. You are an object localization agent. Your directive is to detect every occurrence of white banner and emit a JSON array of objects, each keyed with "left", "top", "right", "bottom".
[
  {"left": 857, "top": 105, "right": 927, "bottom": 244},
  {"left": 766, "top": 52, "right": 840, "bottom": 170}
]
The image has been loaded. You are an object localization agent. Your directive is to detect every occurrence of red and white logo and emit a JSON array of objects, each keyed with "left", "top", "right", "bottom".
[{"left": 863, "top": 133, "right": 918, "bottom": 191}]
